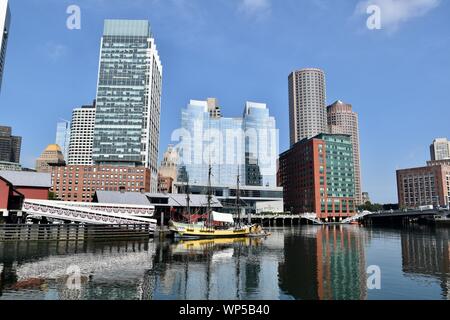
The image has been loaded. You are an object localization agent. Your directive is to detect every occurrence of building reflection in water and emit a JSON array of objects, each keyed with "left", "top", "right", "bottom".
[
  {"left": 278, "top": 226, "right": 368, "bottom": 300},
  {"left": 152, "top": 235, "right": 284, "bottom": 300},
  {"left": 0, "top": 240, "right": 156, "bottom": 300},
  {"left": 401, "top": 227, "right": 450, "bottom": 299}
]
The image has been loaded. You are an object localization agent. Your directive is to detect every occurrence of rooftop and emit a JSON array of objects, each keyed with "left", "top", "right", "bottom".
[
  {"left": 94, "top": 191, "right": 222, "bottom": 208},
  {"left": 0, "top": 171, "right": 52, "bottom": 188},
  {"left": 44, "top": 144, "right": 62, "bottom": 152}
]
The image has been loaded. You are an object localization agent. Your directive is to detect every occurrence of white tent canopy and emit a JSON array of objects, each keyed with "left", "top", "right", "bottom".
[{"left": 212, "top": 211, "right": 234, "bottom": 224}]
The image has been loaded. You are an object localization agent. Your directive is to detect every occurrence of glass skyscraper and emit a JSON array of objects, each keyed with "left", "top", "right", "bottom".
[
  {"left": 55, "top": 120, "right": 70, "bottom": 161},
  {"left": 93, "top": 20, "right": 162, "bottom": 192},
  {"left": 177, "top": 99, "right": 278, "bottom": 188},
  {"left": 0, "top": 0, "right": 10, "bottom": 93}
]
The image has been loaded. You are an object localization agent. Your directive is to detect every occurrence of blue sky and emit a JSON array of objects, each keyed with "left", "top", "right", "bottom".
[{"left": 0, "top": 0, "right": 449, "bottom": 203}]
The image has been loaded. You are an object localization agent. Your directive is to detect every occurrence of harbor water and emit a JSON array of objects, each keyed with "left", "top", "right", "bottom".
[{"left": 0, "top": 225, "right": 448, "bottom": 300}]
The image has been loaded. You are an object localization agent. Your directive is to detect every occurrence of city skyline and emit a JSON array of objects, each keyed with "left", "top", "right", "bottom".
[{"left": 0, "top": 1, "right": 449, "bottom": 203}]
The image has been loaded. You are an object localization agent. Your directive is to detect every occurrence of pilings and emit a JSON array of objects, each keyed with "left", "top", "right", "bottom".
[{"left": 0, "top": 224, "right": 153, "bottom": 242}]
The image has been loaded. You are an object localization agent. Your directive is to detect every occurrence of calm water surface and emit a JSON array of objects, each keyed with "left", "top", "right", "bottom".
[{"left": 0, "top": 225, "right": 448, "bottom": 300}]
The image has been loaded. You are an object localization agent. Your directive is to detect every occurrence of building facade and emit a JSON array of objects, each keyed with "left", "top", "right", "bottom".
[
  {"left": 157, "top": 175, "right": 174, "bottom": 194},
  {"left": 0, "top": 0, "right": 10, "bottom": 93},
  {"left": 396, "top": 164, "right": 450, "bottom": 209},
  {"left": 35, "top": 144, "right": 66, "bottom": 173},
  {"left": 327, "top": 100, "right": 362, "bottom": 205},
  {"left": 430, "top": 138, "right": 450, "bottom": 161},
  {"left": 178, "top": 99, "right": 278, "bottom": 188},
  {"left": 288, "top": 68, "right": 327, "bottom": 146},
  {"left": 67, "top": 104, "right": 96, "bottom": 165},
  {"left": 92, "top": 19, "right": 162, "bottom": 193},
  {"left": 158, "top": 145, "right": 178, "bottom": 180},
  {"left": 55, "top": 120, "right": 71, "bottom": 161},
  {"left": 279, "top": 134, "right": 356, "bottom": 220},
  {"left": 362, "top": 192, "right": 371, "bottom": 204},
  {"left": 0, "top": 160, "right": 20, "bottom": 171},
  {"left": 207, "top": 98, "right": 222, "bottom": 119},
  {"left": 157, "top": 145, "right": 178, "bottom": 193},
  {"left": 50, "top": 165, "right": 151, "bottom": 202},
  {"left": 174, "top": 182, "right": 284, "bottom": 215},
  {"left": 427, "top": 159, "right": 450, "bottom": 167},
  {"left": 0, "top": 125, "right": 21, "bottom": 163}
]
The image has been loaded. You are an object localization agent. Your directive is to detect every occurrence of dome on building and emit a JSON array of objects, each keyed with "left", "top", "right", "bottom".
[{"left": 45, "top": 144, "right": 62, "bottom": 152}]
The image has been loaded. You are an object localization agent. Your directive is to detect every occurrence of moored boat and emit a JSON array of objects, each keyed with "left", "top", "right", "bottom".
[
  {"left": 169, "top": 220, "right": 251, "bottom": 239},
  {"left": 169, "top": 165, "right": 251, "bottom": 239}
]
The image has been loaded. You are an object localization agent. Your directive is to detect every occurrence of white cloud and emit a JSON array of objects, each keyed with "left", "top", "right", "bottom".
[
  {"left": 238, "top": 0, "right": 271, "bottom": 17},
  {"left": 355, "top": 0, "right": 441, "bottom": 31},
  {"left": 42, "top": 42, "right": 68, "bottom": 61}
]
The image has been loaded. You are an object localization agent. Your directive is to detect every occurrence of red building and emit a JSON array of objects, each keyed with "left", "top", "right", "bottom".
[
  {"left": 50, "top": 165, "right": 151, "bottom": 202},
  {"left": 279, "top": 134, "right": 356, "bottom": 221},
  {"left": 0, "top": 171, "right": 52, "bottom": 215}
]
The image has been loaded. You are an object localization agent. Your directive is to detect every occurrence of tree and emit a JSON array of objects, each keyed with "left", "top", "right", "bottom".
[{"left": 48, "top": 191, "right": 58, "bottom": 201}]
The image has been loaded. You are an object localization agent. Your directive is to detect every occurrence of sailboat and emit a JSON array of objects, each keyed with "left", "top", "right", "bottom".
[{"left": 169, "top": 166, "right": 251, "bottom": 239}]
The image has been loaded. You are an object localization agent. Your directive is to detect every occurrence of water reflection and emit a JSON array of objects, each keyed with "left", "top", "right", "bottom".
[
  {"left": 0, "top": 226, "right": 449, "bottom": 300},
  {"left": 152, "top": 237, "right": 280, "bottom": 300},
  {"left": 279, "top": 226, "right": 368, "bottom": 300},
  {"left": 0, "top": 240, "right": 155, "bottom": 300},
  {"left": 401, "top": 227, "right": 450, "bottom": 299}
]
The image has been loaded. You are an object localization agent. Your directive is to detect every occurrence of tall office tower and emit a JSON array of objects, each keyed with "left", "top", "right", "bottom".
[
  {"left": 0, "top": 125, "right": 21, "bottom": 163},
  {"left": 430, "top": 138, "right": 450, "bottom": 161},
  {"left": 92, "top": 20, "right": 162, "bottom": 192},
  {"left": 55, "top": 120, "right": 71, "bottom": 161},
  {"left": 0, "top": 0, "right": 10, "bottom": 93},
  {"left": 68, "top": 104, "right": 96, "bottom": 165},
  {"left": 327, "top": 100, "right": 362, "bottom": 205},
  {"left": 178, "top": 99, "right": 278, "bottom": 188},
  {"left": 288, "top": 68, "right": 327, "bottom": 146}
]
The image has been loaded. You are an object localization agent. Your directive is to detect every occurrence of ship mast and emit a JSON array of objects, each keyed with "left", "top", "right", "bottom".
[
  {"left": 186, "top": 181, "right": 191, "bottom": 224},
  {"left": 236, "top": 167, "right": 241, "bottom": 228},
  {"left": 207, "top": 164, "right": 212, "bottom": 228}
]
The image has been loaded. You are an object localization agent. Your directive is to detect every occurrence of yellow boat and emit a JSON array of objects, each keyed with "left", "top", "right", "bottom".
[
  {"left": 169, "top": 166, "right": 267, "bottom": 239},
  {"left": 169, "top": 221, "right": 251, "bottom": 239},
  {"left": 175, "top": 237, "right": 252, "bottom": 252}
]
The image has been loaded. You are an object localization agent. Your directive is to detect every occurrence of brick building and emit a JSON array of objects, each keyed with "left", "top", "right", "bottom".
[
  {"left": 279, "top": 134, "right": 356, "bottom": 221},
  {"left": 396, "top": 164, "right": 450, "bottom": 209},
  {"left": 0, "top": 171, "right": 52, "bottom": 215},
  {"left": 50, "top": 165, "right": 151, "bottom": 202}
]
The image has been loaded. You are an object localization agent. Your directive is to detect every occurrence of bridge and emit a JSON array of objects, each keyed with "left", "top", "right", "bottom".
[
  {"left": 22, "top": 199, "right": 157, "bottom": 230},
  {"left": 222, "top": 208, "right": 449, "bottom": 226},
  {"left": 362, "top": 209, "right": 448, "bottom": 225},
  {"left": 365, "top": 209, "right": 444, "bottom": 219}
]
